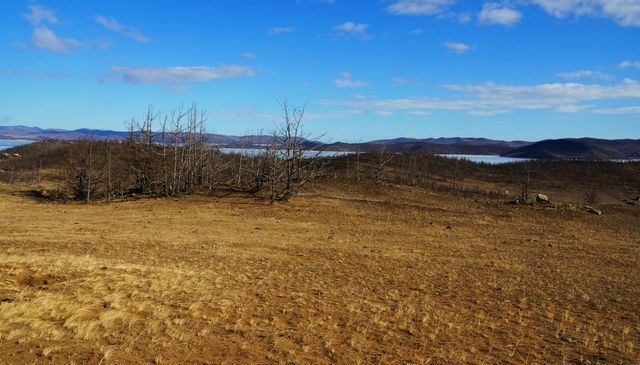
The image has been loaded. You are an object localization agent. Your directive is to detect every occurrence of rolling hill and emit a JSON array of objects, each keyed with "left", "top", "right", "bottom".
[
  {"left": 503, "top": 138, "right": 640, "bottom": 160},
  {"left": 2, "top": 125, "right": 640, "bottom": 159}
]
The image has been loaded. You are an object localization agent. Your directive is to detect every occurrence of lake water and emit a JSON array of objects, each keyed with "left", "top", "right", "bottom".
[
  {"left": 1, "top": 140, "right": 634, "bottom": 165},
  {"left": 0, "top": 139, "right": 32, "bottom": 151},
  {"left": 219, "top": 147, "right": 352, "bottom": 158},
  {"left": 220, "top": 148, "right": 527, "bottom": 164},
  {"left": 439, "top": 154, "right": 531, "bottom": 164}
]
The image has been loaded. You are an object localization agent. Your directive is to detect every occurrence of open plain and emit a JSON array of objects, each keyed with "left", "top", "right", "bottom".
[{"left": 0, "top": 179, "right": 638, "bottom": 364}]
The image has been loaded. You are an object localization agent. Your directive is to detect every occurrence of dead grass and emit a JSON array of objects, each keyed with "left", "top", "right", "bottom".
[{"left": 0, "top": 180, "right": 639, "bottom": 364}]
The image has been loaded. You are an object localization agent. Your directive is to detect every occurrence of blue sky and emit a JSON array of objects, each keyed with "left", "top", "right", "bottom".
[{"left": 1, "top": 0, "right": 639, "bottom": 141}]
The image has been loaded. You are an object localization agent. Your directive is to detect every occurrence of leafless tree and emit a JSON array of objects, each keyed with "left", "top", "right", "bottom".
[
  {"left": 268, "top": 98, "right": 325, "bottom": 201},
  {"left": 519, "top": 160, "right": 533, "bottom": 201},
  {"left": 375, "top": 147, "right": 394, "bottom": 183},
  {"left": 64, "top": 139, "right": 104, "bottom": 202}
]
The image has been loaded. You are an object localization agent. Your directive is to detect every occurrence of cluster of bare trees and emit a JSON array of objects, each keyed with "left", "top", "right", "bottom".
[
  {"left": 125, "top": 104, "right": 218, "bottom": 196},
  {"left": 61, "top": 101, "right": 324, "bottom": 202}
]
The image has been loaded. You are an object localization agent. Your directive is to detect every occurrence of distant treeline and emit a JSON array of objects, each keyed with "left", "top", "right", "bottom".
[{"left": 1, "top": 105, "right": 639, "bottom": 204}]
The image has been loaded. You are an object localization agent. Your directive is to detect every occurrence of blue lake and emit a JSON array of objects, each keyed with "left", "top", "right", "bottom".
[
  {"left": 2, "top": 141, "right": 634, "bottom": 165},
  {"left": 439, "top": 154, "right": 531, "bottom": 164},
  {"left": 0, "top": 139, "right": 32, "bottom": 151}
]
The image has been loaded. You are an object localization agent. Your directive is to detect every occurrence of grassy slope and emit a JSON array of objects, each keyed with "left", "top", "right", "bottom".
[{"left": 0, "top": 180, "right": 639, "bottom": 364}]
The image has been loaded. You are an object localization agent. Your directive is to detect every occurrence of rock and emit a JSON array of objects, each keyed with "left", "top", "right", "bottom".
[
  {"left": 584, "top": 205, "right": 602, "bottom": 215},
  {"left": 536, "top": 194, "right": 550, "bottom": 203}
]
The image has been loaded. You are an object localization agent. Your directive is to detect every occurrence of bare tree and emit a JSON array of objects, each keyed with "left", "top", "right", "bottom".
[
  {"left": 64, "top": 140, "right": 104, "bottom": 202},
  {"left": 519, "top": 160, "right": 533, "bottom": 201},
  {"left": 268, "top": 98, "right": 324, "bottom": 201},
  {"left": 375, "top": 147, "right": 394, "bottom": 183}
]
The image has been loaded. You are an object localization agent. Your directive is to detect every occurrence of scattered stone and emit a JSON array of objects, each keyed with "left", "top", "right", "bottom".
[
  {"left": 504, "top": 199, "right": 520, "bottom": 205},
  {"left": 584, "top": 205, "right": 602, "bottom": 215},
  {"left": 536, "top": 194, "right": 550, "bottom": 203}
]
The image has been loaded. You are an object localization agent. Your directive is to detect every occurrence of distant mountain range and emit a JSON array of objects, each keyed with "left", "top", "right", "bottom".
[
  {"left": 503, "top": 138, "right": 640, "bottom": 160},
  {"left": 1, "top": 125, "right": 640, "bottom": 160}
]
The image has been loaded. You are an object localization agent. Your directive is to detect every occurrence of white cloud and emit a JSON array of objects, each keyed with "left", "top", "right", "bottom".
[
  {"left": 478, "top": 3, "right": 522, "bottom": 26},
  {"left": 23, "top": 4, "right": 58, "bottom": 26},
  {"left": 30, "top": 26, "right": 85, "bottom": 53},
  {"left": 443, "top": 41, "right": 471, "bottom": 54},
  {"left": 411, "top": 28, "right": 424, "bottom": 34},
  {"left": 333, "top": 72, "right": 369, "bottom": 88},
  {"left": 105, "top": 65, "right": 255, "bottom": 84},
  {"left": 557, "top": 70, "right": 611, "bottom": 79},
  {"left": 385, "top": 0, "right": 640, "bottom": 27},
  {"left": 531, "top": 0, "right": 640, "bottom": 27},
  {"left": 333, "top": 22, "right": 371, "bottom": 39},
  {"left": 468, "top": 110, "right": 509, "bottom": 116},
  {"left": 242, "top": 52, "right": 257, "bottom": 59},
  {"left": 22, "top": 4, "right": 85, "bottom": 53},
  {"left": 392, "top": 76, "right": 417, "bottom": 85},
  {"left": 444, "top": 79, "right": 640, "bottom": 107},
  {"left": 620, "top": 60, "right": 640, "bottom": 69},
  {"left": 387, "top": 0, "right": 456, "bottom": 15},
  {"left": 591, "top": 106, "right": 640, "bottom": 114},
  {"left": 320, "top": 79, "right": 640, "bottom": 115},
  {"left": 95, "top": 15, "right": 151, "bottom": 43},
  {"left": 555, "top": 104, "right": 594, "bottom": 113},
  {"left": 406, "top": 110, "right": 430, "bottom": 116},
  {"left": 269, "top": 27, "right": 296, "bottom": 35}
]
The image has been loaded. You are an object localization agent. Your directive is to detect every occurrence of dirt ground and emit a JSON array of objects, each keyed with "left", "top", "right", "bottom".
[{"left": 0, "top": 179, "right": 639, "bottom": 364}]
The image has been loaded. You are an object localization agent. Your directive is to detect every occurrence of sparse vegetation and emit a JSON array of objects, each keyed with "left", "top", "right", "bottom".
[
  {"left": 0, "top": 178, "right": 638, "bottom": 364},
  {"left": 1, "top": 106, "right": 640, "bottom": 364}
]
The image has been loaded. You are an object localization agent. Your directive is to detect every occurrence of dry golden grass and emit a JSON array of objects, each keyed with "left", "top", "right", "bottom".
[{"left": 0, "top": 179, "right": 639, "bottom": 364}]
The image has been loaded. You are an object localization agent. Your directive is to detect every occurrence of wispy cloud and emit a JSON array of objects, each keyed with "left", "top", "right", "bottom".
[
  {"left": 269, "top": 26, "right": 296, "bottom": 35},
  {"left": 30, "top": 27, "right": 85, "bottom": 53},
  {"left": 23, "top": 4, "right": 58, "bottom": 26},
  {"left": 620, "top": 60, "right": 640, "bottom": 69},
  {"left": 392, "top": 76, "right": 418, "bottom": 86},
  {"left": 333, "top": 72, "right": 369, "bottom": 88},
  {"left": 531, "top": 0, "right": 640, "bottom": 27},
  {"left": 333, "top": 22, "right": 371, "bottom": 39},
  {"left": 95, "top": 15, "right": 151, "bottom": 43},
  {"left": 385, "top": 0, "right": 640, "bottom": 27},
  {"left": 104, "top": 65, "right": 255, "bottom": 84},
  {"left": 386, "top": 0, "right": 456, "bottom": 16},
  {"left": 320, "top": 79, "right": 640, "bottom": 116},
  {"left": 591, "top": 106, "right": 640, "bottom": 114},
  {"left": 242, "top": 52, "right": 257, "bottom": 59},
  {"left": 557, "top": 70, "right": 611, "bottom": 80},
  {"left": 478, "top": 3, "right": 522, "bottom": 26},
  {"left": 22, "top": 4, "right": 85, "bottom": 53},
  {"left": 443, "top": 41, "right": 471, "bottom": 54}
]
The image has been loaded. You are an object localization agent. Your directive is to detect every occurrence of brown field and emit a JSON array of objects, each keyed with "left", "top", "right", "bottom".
[{"left": 0, "top": 179, "right": 639, "bottom": 364}]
